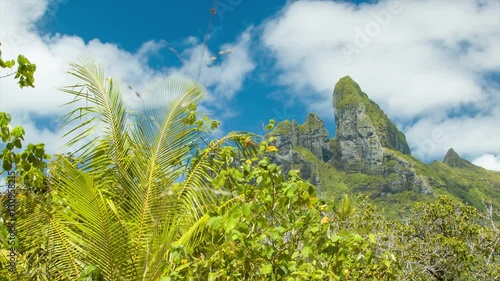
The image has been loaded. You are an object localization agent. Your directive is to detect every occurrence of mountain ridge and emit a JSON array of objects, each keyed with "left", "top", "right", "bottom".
[{"left": 269, "top": 76, "right": 500, "bottom": 218}]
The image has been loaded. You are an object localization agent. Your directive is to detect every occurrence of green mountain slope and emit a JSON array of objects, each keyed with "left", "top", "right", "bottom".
[{"left": 269, "top": 76, "right": 500, "bottom": 219}]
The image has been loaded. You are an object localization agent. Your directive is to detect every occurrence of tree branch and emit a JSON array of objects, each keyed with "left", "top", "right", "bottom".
[{"left": 0, "top": 72, "right": 16, "bottom": 79}]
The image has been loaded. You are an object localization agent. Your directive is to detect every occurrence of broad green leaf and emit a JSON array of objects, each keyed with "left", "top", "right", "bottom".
[
  {"left": 369, "top": 234, "right": 377, "bottom": 244},
  {"left": 260, "top": 264, "right": 273, "bottom": 275},
  {"left": 302, "top": 246, "right": 312, "bottom": 258},
  {"left": 11, "top": 126, "right": 24, "bottom": 138}
]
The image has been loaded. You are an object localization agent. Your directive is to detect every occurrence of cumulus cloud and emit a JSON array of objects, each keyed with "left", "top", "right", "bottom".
[
  {"left": 167, "top": 29, "right": 256, "bottom": 118},
  {"left": 0, "top": 0, "right": 254, "bottom": 156},
  {"left": 473, "top": 154, "right": 500, "bottom": 171},
  {"left": 261, "top": 0, "right": 500, "bottom": 166},
  {"left": 404, "top": 108, "right": 500, "bottom": 162},
  {"left": 0, "top": 0, "right": 498, "bottom": 172}
]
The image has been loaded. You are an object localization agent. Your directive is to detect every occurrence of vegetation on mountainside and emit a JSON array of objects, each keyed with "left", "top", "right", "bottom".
[
  {"left": 289, "top": 140, "right": 500, "bottom": 221},
  {"left": 297, "top": 113, "right": 325, "bottom": 133},
  {"left": 443, "top": 148, "right": 475, "bottom": 168},
  {"left": 268, "top": 76, "right": 499, "bottom": 221},
  {"left": 271, "top": 119, "right": 293, "bottom": 135},
  {"left": 269, "top": 112, "right": 326, "bottom": 135},
  {"left": 430, "top": 160, "right": 500, "bottom": 212},
  {"left": 292, "top": 146, "right": 431, "bottom": 219},
  {"left": 380, "top": 147, "right": 500, "bottom": 214}
]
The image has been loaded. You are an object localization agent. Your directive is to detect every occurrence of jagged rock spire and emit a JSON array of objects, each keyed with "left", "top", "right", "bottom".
[
  {"left": 443, "top": 148, "right": 474, "bottom": 168},
  {"left": 333, "top": 76, "right": 410, "bottom": 156}
]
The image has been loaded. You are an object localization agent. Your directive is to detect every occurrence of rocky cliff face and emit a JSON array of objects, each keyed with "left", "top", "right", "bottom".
[
  {"left": 270, "top": 113, "right": 329, "bottom": 187},
  {"left": 331, "top": 76, "right": 411, "bottom": 173},
  {"left": 272, "top": 113, "right": 331, "bottom": 161},
  {"left": 270, "top": 76, "right": 430, "bottom": 196}
]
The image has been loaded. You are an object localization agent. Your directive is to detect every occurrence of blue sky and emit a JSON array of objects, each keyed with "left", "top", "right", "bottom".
[
  {"left": 0, "top": 0, "right": 499, "bottom": 170},
  {"left": 39, "top": 0, "right": 380, "bottom": 136},
  {"left": 39, "top": 0, "right": 329, "bottom": 136}
]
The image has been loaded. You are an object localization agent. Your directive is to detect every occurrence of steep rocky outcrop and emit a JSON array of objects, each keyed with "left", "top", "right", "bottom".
[
  {"left": 270, "top": 76, "right": 429, "bottom": 197},
  {"left": 272, "top": 113, "right": 331, "bottom": 161},
  {"left": 443, "top": 148, "right": 475, "bottom": 168},
  {"left": 268, "top": 76, "right": 499, "bottom": 219},
  {"left": 270, "top": 114, "right": 328, "bottom": 187},
  {"left": 331, "top": 76, "right": 410, "bottom": 173}
]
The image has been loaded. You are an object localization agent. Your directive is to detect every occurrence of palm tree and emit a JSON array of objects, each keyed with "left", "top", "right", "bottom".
[
  {"left": 6, "top": 59, "right": 256, "bottom": 280},
  {"left": 334, "top": 194, "right": 355, "bottom": 221}
]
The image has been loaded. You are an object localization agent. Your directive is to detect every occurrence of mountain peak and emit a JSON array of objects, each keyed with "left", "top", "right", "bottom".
[
  {"left": 299, "top": 112, "right": 325, "bottom": 132},
  {"left": 332, "top": 76, "right": 410, "bottom": 156},
  {"left": 443, "top": 148, "right": 474, "bottom": 168},
  {"left": 333, "top": 76, "right": 411, "bottom": 155},
  {"left": 268, "top": 76, "right": 499, "bottom": 219},
  {"left": 333, "top": 76, "right": 365, "bottom": 109}
]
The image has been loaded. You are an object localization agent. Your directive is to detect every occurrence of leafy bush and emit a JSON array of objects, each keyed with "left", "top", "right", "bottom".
[{"left": 165, "top": 137, "right": 398, "bottom": 280}]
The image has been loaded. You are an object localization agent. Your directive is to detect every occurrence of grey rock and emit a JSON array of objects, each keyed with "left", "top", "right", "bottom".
[
  {"left": 269, "top": 75, "right": 432, "bottom": 196},
  {"left": 331, "top": 76, "right": 411, "bottom": 174}
]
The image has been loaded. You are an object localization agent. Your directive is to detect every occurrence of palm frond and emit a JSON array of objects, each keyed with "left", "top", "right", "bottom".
[
  {"left": 335, "top": 194, "right": 355, "bottom": 221},
  {"left": 50, "top": 158, "right": 132, "bottom": 280},
  {"left": 59, "top": 58, "right": 130, "bottom": 172},
  {"left": 124, "top": 77, "right": 207, "bottom": 266},
  {"left": 182, "top": 131, "right": 258, "bottom": 191},
  {"left": 32, "top": 60, "right": 262, "bottom": 280}
]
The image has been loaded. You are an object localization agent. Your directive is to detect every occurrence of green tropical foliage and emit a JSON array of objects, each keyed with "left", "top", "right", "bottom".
[
  {"left": 165, "top": 138, "right": 398, "bottom": 280},
  {"left": 394, "top": 196, "right": 500, "bottom": 280},
  {"left": 2, "top": 59, "right": 258, "bottom": 280},
  {"left": 0, "top": 43, "right": 36, "bottom": 88},
  {"left": 0, "top": 112, "right": 50, "bottom": 189},
  {"left": 0, "top": 59, "right": 498, "bottom": 280},
  {"left": 0, "top": 48, "right": 46, "bottom": 189}
]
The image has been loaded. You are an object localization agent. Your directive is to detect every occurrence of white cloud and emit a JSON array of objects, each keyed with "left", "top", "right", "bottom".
[
  {"left": 0, "top": 0, "right": 498, "bottom": 172},
  {"left": 0, "top": 0, "right": 254, "bottom": 157},
  {"left": 261, "top": 0, "right": 500, "bottom": 167},
  {"left": 168, "top": 29, "right": 256, "bottom": 118},
  {"left": 405, "top": 108, "right": 500, "bottom": 162},
  {"left": 473, "top": 154, "right": 500, "bottom": 171}
]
